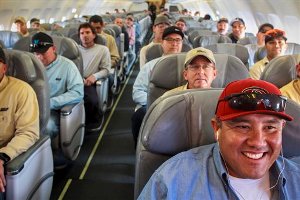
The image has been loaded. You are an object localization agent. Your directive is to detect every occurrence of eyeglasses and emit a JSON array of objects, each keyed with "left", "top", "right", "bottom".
[
  {"left": 219, "top": 92, "right": 287, "bottom": 112},
  {"left": 30, "top": 42, "right": 53, "bottom": 49},
  {"left": 164, "top": 38, "right": 183, "bottom": 43},
  {"left": 187, "top": 64, "right": 215, "bottom": 71}
]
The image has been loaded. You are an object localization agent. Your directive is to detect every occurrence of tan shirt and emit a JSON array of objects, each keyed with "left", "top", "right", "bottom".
[
  {"left": 280, "top": 79, "right": 300, "bottom": 104},
  {"left": 101, "top": 32, "right": 120, "bottom": 68},
  {"left": 0, "top": 76, "right": 39, "bottom": 160},
  {"left": 249, "top": 56, "right": 269, "bottom": 80},
  {"left": 163, "top": 84, "right": 188, "bottom": 97}
]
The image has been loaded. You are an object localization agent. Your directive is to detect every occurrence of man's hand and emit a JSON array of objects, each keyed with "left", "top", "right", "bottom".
[
  {"left": 0, "top": 160, "right": 6, "bottom": 192},
  {"left": 84, "top": 75, "right": 97, "bottom": 86}
]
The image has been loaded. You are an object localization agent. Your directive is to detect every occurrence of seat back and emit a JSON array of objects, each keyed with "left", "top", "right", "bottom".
[
  {"left": 135, "top": 89, "right": 222, "bottom": 199},
  {"left": 135, "top": 89, "right": 300, "bottom": 198},
  {"left": 237, "top": 36, "right": 257, "bottom": 45},
  {"left": 4, "top": 49, "right": 53, "bottom": 200},
  {"left": 0, "top": 31, "right": 22, "bottom": 49},
  {"left": 260, "top": 54, "right": 300, "bottom": 88},
  {"left": 245, "top": 43, "right": 260, "bottom": 67},
  {"left": 205, "top": 43, "right": 250, "bottom": 67},
  {"left": 148, "top": 53, "right": 249, "bottom": 106},
  {"left": 195, "top": 34, "right": 232, "bottom": 48},
  {"left": 145, "top": 43, "right": 192, "bottom": 64}
]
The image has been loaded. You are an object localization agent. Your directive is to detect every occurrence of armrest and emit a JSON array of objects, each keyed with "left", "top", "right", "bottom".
[
  {"left": 6, "top": 135, "right": 50, "bottom": 175},
  {"left": 61, "top": 101, "right": 84, "bottom": 116}
]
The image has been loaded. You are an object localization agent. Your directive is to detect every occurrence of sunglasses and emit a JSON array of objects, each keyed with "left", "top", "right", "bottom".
[
  {"left": 218, "top": 92, "right": 287, "bottom": 112},
  {"left": 30, "top": 42, "right": 53, "bottom": 49}
]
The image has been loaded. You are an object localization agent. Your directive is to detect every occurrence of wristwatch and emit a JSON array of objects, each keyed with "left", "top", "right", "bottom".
[{"left": 0, "top": 153, "right": 10, "bottom": 165}]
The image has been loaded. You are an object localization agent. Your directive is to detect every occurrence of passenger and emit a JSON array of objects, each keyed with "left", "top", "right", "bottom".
[
  {"left": 163, "top": 47, "right": 217, "bottom": 96},
  {"left": 175, "top": 18, "right": 188, "bottom": 35},
  {"left": 89, "top": 15, "right": 120, "bottom": 68},
  {"left": 139, "top": 15, "right": 170, "bottom": 68},
  {"left": 127, "top": 13, "right": 141, "bottom": 55},
  {"left": 0, "top": 47, "right": 39, "bottom": 194},
  {"left": 30, "top": 32, "right": 84, "bottom": 139},
  {"left": 257, "top": 23, "right": 274, "bottom": 47},
  {"left": 30, "top": 18, "right": 41, "bottom": 30},
  {"left": 280, "top": 61, "right": 300, "bottom": 104},
  {"left": 250, "top": 29, "right": 287, "bottom": 79},
  {"left": 139, "top": 78, "right": 300, "bottom": 199},
  {"left": 14, "top": 16, "right": 29, "bottom": 37},
  {"left": 114, "top": 17, "right": 129, "bottom": 52},
  {"left": 125, "top": 15, "right": 136, "bottom": 73},
  {"left": 216, "top": 17, "right": 229, "bottom": 35},
  {"left": 228, "top": 17, "right": 246, "bottom": 43},
  {"left": 132, "top": 26, "right": 184, "bottom": 146},
  {"left": 78, "top": 23, "right": 111, "bottom": 131}
]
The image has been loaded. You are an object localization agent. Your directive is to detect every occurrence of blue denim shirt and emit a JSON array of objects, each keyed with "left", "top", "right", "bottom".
[{"left": 138, "top": 144, "right": 300, "bottom": 200}]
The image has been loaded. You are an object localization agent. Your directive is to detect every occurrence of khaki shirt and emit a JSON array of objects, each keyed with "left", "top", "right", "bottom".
[
  {"left": 280, "top": 79, "right": 300, "bottom": 104},
  {"left": 0, "top": 76, "right": 39, "bottom": 160},
  {"left": 101, "top": 32, "right": 120, "bottom": 68},
  {"left": 249, "top": 56, "right": 269, "bottom": 80}
]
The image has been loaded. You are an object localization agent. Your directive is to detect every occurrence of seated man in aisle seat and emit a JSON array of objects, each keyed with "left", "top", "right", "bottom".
[
  {"left": 216, "top": 17, "right": 229, "bottom": 35},
  {"left": 139, "top": 15, "right": 171, "bottom": 68},
  {"left": 0, "top": 47, "right": 39, "bottom": 194},
  {"left": 139, "top": 78, "right": 300, "bottom": 199},
  {"left": 114, "top": 17, "right": 130, "bottom": 52},
  {"left": 89, "top": 15, "right": 120, "bottom": 68},
  {"left": 280, "top": 61, "right": 300, "bottom": 104},
  {"left": 163, "top": 47, "right": 217, "bottom": 97},
  {"left": 30, "top": 32, "right": 84, "bottom": 139},
  {"left": 132, "top": 26, "right": 184, "bottom": 147},
  {"left": 256, "top": 23, "right": 274, "bottom": 47},
  {"left": 78, "top": 23, "right": 111, "bottom": 131},
  {"left": 228, "top": 17, "right": 246, "bottom": 43},
  {"left": 175, "top": 18, "right": 192, "bottom": 47},
  {"left": 250, "top": 29, "right": 287, "bottom": 79},
  {"left": 14, "top": 16, "right": 29, "bottom": 37}
]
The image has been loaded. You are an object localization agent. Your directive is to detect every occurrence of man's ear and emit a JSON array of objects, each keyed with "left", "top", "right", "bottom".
[
  {"left": 183, "top": 69, "right": 188, "bottom": 80},
  {"left": 296, "top": 62, "right": 300, "bottom": 78},
  {"left": 211, "top": 118, "right": 220, "bottom": 141}
]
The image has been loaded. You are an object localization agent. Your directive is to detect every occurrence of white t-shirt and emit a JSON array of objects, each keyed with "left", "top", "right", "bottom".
[{"left": 228, "top": 172, "right": 272, "bottom": 200}]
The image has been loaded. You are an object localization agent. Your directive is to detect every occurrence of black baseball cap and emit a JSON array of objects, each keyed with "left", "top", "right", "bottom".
[
  {"left": 30, "top": 32, "right": 54, "bottom": 53},
  {"left": 162, "top": 26, "right": 184, "bottom": 40}
]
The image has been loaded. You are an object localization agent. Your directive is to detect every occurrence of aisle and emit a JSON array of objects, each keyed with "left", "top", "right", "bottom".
[{"left": 51, "top": 65, "right": 139, "bottom": 200}]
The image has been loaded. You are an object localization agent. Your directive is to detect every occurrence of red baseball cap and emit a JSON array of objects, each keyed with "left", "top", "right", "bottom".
[{"left": 215, "top": 79, "right": 293, "bottom": 121}]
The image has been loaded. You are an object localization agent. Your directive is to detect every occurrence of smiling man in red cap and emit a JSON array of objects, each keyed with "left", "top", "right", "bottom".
[{"left": 139, "top": 79, "right": 300, "bottom": 199}]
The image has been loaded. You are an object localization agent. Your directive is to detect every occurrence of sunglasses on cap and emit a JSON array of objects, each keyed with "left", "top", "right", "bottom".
[
  {"left": 30, "top": 42, "right": 53, "bottom": 49},
  {"left": 219, "top": 92, "right": 287, "bottom": 112}
]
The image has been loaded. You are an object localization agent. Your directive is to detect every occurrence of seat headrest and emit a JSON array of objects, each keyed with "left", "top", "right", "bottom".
[
  {"left": 0, "top": 31, "right": 22, "bottom": 49},
  {"left": 142, "top": 89, "right": 222, "bottom": 155},
  {"left": 105, "top": 24, "right": 121, "bottom": 37},
  {"left": 148, "top": 53, "right": 249, "bottom": 106},
  {"left": 260, "top": 54, "right": 300, "bottom": 87},
  {"left": 205, "top": 43, "right": 250, "bottom": 66},
  {"left": 52, "top": 36, "right": 80, "bottom": 60},
  {"left": 198, "top": 35, "right": 232, "bottom": 47},
  {"left": 4, "top": 50, "right": 37, "bottom": 83}
]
